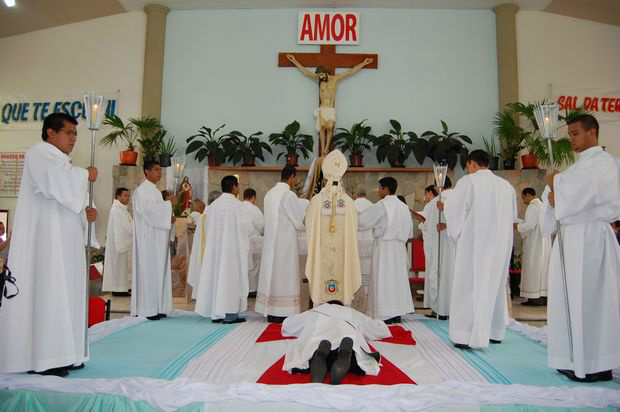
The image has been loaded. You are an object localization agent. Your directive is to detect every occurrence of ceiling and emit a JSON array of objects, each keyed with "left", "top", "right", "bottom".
[{"left": 0, "top": 0, "right": 618, "bottom": 39}]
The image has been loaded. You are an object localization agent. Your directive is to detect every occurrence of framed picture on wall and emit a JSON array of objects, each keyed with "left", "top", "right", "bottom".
[{"left": 0, "top": 210, "right": 8, "bottom": 242}]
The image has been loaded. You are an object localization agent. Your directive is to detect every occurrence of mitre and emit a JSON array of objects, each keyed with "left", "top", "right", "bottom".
[{"left": 322, "top": 149, "right": 347, "bottom": 183}]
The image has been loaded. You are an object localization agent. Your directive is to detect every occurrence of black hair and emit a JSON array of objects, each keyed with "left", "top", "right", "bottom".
[
  {"left": 326, "top": 300, "right": 343, "bottom": 306},
  {"left": 243, "top": 188, "right": 257, "bottom": 200},
  {"left": 281, "top": 165, "right": 297, "bottom": 181},
  {"left": 468, "top": 150, "right": 490, "bottom": 167},
  {"left": 567, "top": 114, "right": 599, "bottom": 137},
  {"left": 115, "top": 187, "right": 129, "bottom": 198},
  {"left": 161, "top": 190, "right": 171, "bottom": 201},
  {"left": 443, "top": 176, "right": 453, "bottom": 189},
  {"left": 522, "top": 187, "right": 536, "bottom": 197},
  {"left": 41, "top": 112, "right": 78, "bottom": 141},
  {"left": 379, "top": 177, "right": 397, "bottom": 194},
  {"left": 221, "top": 175, "right": 239, "bottom": 193},
  {"left": 425, "top": 185, "right": 438, "bottom": 197},
  {"left": 397, "top": 195, "right": 407, "bottom": 205},
  {"left": 143, "top": 160, "right": 160, "bottom": 174}
]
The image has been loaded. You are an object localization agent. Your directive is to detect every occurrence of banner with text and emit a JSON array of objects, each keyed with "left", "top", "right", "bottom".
[
  {"left": 298, "top": 12, "right": 360, "bottom": 45},
  {"left": 0, "top": 91, "right": 119, "bottom": 130},
  {"left": 551, "top": 84, "right": 620, "bottom": 121},
  {"left": 0, "top": 152, "right": 25, "bottom": 197}
]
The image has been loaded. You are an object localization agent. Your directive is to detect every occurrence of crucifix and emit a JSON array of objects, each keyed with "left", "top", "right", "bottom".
[{"left": 278, "top": 45, "right": 378, "bottom": 157}]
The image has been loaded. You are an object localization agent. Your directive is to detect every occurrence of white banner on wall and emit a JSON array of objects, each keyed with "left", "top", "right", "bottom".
[
  {"left": 0, "top": 91, "right": 119, "bottom": 130},
  {"left": 298, "top": 11, "right": 360, "bottom": 45},
  {"left": 550, "top": 84, "right": 620, "bottom": 121},
  {"left": 0, "top": 152, "right": 25, "bottom": 197}
]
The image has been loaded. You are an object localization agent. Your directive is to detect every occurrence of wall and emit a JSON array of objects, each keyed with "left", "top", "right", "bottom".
[
  {"left": 517, "top": 11, "right": 620, "bottom": 156},
  {"left": 161, "top": 8, "right": 499, "bottom": 171},
  {"left": 0, "top": 12, "right": 146, "bottom": 241}
]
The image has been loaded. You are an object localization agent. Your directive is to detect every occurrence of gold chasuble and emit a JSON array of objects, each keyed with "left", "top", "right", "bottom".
[{"left": 305, "top": 150, "right": 361, "bottom": 305}]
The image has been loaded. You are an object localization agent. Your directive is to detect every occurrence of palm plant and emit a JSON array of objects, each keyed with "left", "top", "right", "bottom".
[
  {"left": 186, "top": 124, "right": 227, "bottom": 165},
  {"left": 100, "top": 115, "right": 160, "bottom": 151},
  {"left": 332, "top": 120, "right": 375, "bottom": 166},
  {"left": 269, "top": 121, "right": 313, "bottom": 165},
  {"left": 373, "top": 119, "right": 427, "bottom": 167},
  {"left": 139, "top": 127, "right": 165, "bottom": 160},
  {"left": 224, "top": 130, "right": 272, "bottom": 166},
  {"left": 159, "top": 135, "right": 177, "bottom": 156},
  {"left": 421, "top": 120, "right": 471, "bottom": 169}
]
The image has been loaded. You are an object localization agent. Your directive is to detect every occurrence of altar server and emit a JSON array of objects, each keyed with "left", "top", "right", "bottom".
[
  {"left": 195, "top": 176, "right": 252, "bottom": 323},
  {"left": 441, "top": 150, "right": 517, "bottom": 349},
  {"left": 0, "top": 113, "right": 98, "bottom": 376},
  {"left": 102, "top": 188, "right": 133, "bottom": 295},
  {"left": 540, "top": 114, "right": 620, "bottom": 382},
  {"left": 131, "top": 161, "right": 175, "bottom": 320},
  {"left": 358, "top": 177, "right": 414, "bottom": 323},
  {"left": 242, "top": 188, "right": 265, "bottom": 295},
  {"left": 255, "top": 166, "right": 309, "bottom": 323}
]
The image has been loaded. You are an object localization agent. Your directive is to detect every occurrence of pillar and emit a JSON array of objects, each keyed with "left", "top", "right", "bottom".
[{"left": 141, "top": 4, "right": 170, "bottom": 119}]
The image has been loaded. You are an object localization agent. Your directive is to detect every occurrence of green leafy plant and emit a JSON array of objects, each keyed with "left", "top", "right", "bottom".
[
  {"left": 224, "top": 130, "right": 273, "bottom": 165},
  {"left": 160, "top": 135, "right": 177, "bottom": 156},
  {"left": 373, "top": 119, "right": 427, "bottom": 166},
  {"left": 494, "top": 109, "right": 527, "bottom": 164},
  {"left": 269, "top": 121, "right": 314, "bottom": 160},
  {"left": 482, "top": 134, "right": 498, "bottom": 157},
  {"left": 100, "top": 115, "right": 161, "bottom": 151},
  {"left": 421, "top": 120, "right": 471, "bottom": 169},
  {"left": 186, "top": 124, "right": 227, "bottom": 163},
  {"left": 139, "top": 127, "right": 166, "bottom": 159},
  {"left": 332, "top": 120, "right": 375, "bottom": 156}
]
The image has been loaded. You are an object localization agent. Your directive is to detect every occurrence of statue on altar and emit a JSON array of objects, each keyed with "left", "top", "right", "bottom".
[
  {"left": 304, "top": 149, "right": 361, "bottom": 306},
  {"left": 176, "top": 176, "right": 193, "bottom": 216}
]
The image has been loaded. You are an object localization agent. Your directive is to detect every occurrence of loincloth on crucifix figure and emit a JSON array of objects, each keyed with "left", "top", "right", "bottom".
[{"left": 305, "top": 150, "right": 361, "bottom": 306}]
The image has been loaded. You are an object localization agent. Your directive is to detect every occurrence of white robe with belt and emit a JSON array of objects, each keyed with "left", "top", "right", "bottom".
[
  {"left": 102, "top": 199, "right": 133, "bottom": 293},
  {"left": 354, "top": 197, "right": 374, "bottom": 276},
  {"left": 358, "top": 195, "right": 414, "bottom": 320},
  {"left": 444, "top": 170, "right": 517, "bottom": 348},
  {"left": 187, "top": 212, "right": 206, "bottom": 299},
  {"left": 0, "top": 142, "right": 97, "bottom": 372},
  {"left": 255, "top": 183, "right": 309, "bottom": 317},
  {"left": 540, "top": 146, "right": 620, "bottom": 378},
  {"left": 130, "top": 180, "right": 173, "bottom": 317},
  {"left": 195, "top": 193, "right": 252, "bottom": 319},
  {"left": 517, "top": 198, "right": 551, "bottom": 298},
  {"left": 422, "top": 189, "right": 456, "bottom": 316},
  {"left": 243, "top": 200, "right": 265, "bottom": 293}
]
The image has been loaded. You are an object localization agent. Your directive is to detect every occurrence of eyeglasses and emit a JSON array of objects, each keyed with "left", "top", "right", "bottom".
[{"left": 61, "top": 128, "right": 78, "bottom": 137}]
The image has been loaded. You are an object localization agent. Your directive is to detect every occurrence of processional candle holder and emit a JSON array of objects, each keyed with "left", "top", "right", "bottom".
[
  {"left": 432, "top": 161, "right": 448, "bottom": 323},
  {"left": 82, "top": 92, "right": 106, "bottom": 356},
  {"left": 534, "top": 103, "right": 573, "bottom": 362},
  {"left": 171, "top": 156, "right": 186, "bottom": 191}
]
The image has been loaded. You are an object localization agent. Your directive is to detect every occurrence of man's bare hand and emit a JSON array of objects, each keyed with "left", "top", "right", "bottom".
[
  {"left": 364, "top": 57, "right": 373, "bottom": 64},
  {"left": 87, "top": 167, "right": 98, "bottom": 182},
  {"left": 86, "top": 207, "right": 97, "bottom": 222},
  {"left": 548, "top": 191, "right": 555, "bottom": 207},
  {"left": 437, "top": 223, "right": 447, "bottom": 232},
  {"left": 546, "top": 170, "right": 558, "bottom": 190},
  {"left": 437, "top": 201, "right": 444, "bottom": 212}
]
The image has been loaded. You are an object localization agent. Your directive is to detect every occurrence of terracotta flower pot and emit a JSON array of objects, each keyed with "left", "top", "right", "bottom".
[
  {"left": 119, "top": 150, "right": 138, "bottom": 166},
  {"left": 349, "top": 154, "right": 364, "bottom": 167},
  {"left": 207, "top": 155, "right": 220, "bottom": 167},
  {"left": 521, "top": 154, "right": 539, "bottom": 169},
  {"left": 242, "top": 156, "right": 256, "bottom": 166},
  {"left": 285, "top": 153, "right": 299, "bottom": 166}
]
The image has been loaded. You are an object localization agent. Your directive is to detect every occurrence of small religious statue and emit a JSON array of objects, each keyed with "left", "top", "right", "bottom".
[
  {"left": 176, "top": 176, "right": 193, "bottom": 216},
  {"left": 305, "top": 150, "right": 361, "bottom": 306},
  {"left": 286, "top": 54, "right": 373, "bottom": 156}
]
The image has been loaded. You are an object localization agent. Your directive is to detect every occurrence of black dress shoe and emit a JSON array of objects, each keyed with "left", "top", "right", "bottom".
[
  {"left": 211, "top": 319, "right": 223, "bottom": 323},
  {"left": 28, "top": 367, "right": 69, "bottom": 377},
  {"left": 330, "top": 337, "right": 353, "bottom": 385},
  {"left": 454, "top": 343, "right": 470, "bottom": 349},
  {"left": 112, "top": 291, "right": 131, "bottom": 297},
  {"left": 146, "top": 315, "right": 161, "bottom": 320},
  {"left": 65, "top": 363, "right": 85, "bottom": 370},
  {"left": 247, "top": 291, "right": 257, "bottom": 298},
  {"left": 557, "top": 369, "right": 574, "bottom": 377},
  {"left": 384, "top": 316, "right": 401, "bottom": 325},
  {"left": 223, "top": 317, "right": 246, "bottom": 324},
  {"left": 490, "top": 339, "right": 502, "bottom": 344},
  {"left": 425, "top": 311, "right": 438, "bottom": 319},
  {"left": 310, "top": 340, "right": 331, "bottom": 383},
  {"left": 267, "top": 315, "right": 286, "bottom": 324},
  {"left": 158, "top": 314, "right": 167, "bottom": 318},
  {"left": 438, "top": 315, "right": 449, "bottom": 321},
  {"left": 566, "top": 370, "right": 613, "bottom": 383}
]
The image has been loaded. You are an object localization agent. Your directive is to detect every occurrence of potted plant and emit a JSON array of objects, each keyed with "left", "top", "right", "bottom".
[
  {"left": 224, "top": 130, "right": 272, "bottom": 166},
  {"left": 139, "top": 130, "right": 163, "bottom": 163},
  {"left": 269, "top": 121, "right": 313, "bottom": 166},
  {"left": 494, "top": 110, "right": 526, "bottom": 170},
  {"left": 482, "top": 134, "right": 500, "bottom": 170},
  {"left": 421, "top": 120, "right": 472, "bottom": 169},
  {"left": 186, "top": 124, "right": 228, "bottom": 166},
  {"left": 332, "top": 119, "right": 375, "bottom": 167},
  {"left": 373, "top": 119, "right": 427, "bottom": 167},
  {"left": 100, "top": 115, "right": 159, "bottom": 166},
  {"left": 159, "top": 133, "right": 176, "bottom": 167}
]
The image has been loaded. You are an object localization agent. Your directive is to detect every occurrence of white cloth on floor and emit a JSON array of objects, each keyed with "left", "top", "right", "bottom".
[
  {"left": 102, "top": 199, "right": 133, "bottom": 293},
  {"left": 517, "top": 198, "right": 551, "bottom": 298}
]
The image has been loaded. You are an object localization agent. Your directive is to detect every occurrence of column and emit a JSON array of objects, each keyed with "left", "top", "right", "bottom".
[
  {"left": 141, "top": 4, "right": 170, "bottom": 119},
  {"left": 493, "top": 3, "right": 520, "bottom": 112}
]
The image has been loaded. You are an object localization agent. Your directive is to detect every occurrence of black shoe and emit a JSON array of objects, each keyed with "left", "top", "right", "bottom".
[
  {"left": 330, "top": 337, "right": 353, "bottom": 385},
  {"left": 211, "top": 319, "right": 223, "bottom": 323},
  {"left": 521, "top": 299, "right": 536, "bottom": 306},
  {"left": 310, "top": 340, "right": 331, "bottom": 383},
  {"left": 28, "top": 367, "right": 69, "bottom": 377},
  {"left": 384, "top": 316, "right": 401, "bottom": 325},
  {"left": 146, "top": 315, "right": 161, "bottom": 321},
  {"left": 425, "top": 311, "right": 437, "bottom": 319},
  {"left": 65, "top": 363, "right": 85, "bottom": 370},
  {"left": 557, "top": 369, "right": 574, "bottom": 377},
  {"left": 566, "top": 369, "right": 613, "bottom": 383},
  {"left": 223, "top": 317, "right": 246, "bottom": 324},
  {"left": 268, "top": 315, "right": 286, "bottom": 324},
  {"left": 112, "top": 291, "right": 131, "bottom": 297},
  {"left": 490, "top": 339, "right": 502, "bottom": 344},
  {"left": 158, "top": 314, "right": 167, "bottom": 318},
  {"left": 248, "top": 291, "right": 257, "bottom": 298},
  {"left": 454, "top": 343, "right": 470, "bottom": 349},
  {"left": 438, "top": 315, "right": 449, "bottom": 321}
]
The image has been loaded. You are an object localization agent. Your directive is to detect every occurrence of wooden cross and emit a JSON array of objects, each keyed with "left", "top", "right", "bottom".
[{"left": 278, "top": 45, "right": 378, "bottom": 75}]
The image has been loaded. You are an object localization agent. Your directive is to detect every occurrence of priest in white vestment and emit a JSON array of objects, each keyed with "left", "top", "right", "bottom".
[
  {"left": 354, "top": 190, "right": 373, "bottom": 277},
  {"left": 441, "top": 150, "right": 517, "bottom": 349},
  {"left": 540, "top": 115, "right": 620, "bottom": 382},
  {"left": 282, "top": 302, "right": 391, "bottom": 384},
  {"left": 242, "top": 188, "right": 265, "bottom": 295},
  {"left": 102, "top": 188, "right": 133, "bottom": 295},
  {"left": 422, "top": 177, "right": 455, "bottom": 319},
  {"left": 188, "top": 199, "right": 205, "bottom": 226},
  {"left": 516, "top": 187, "right": 551, "bottom": 304},
  {"left": 131, "top": 161, "right": 175, "bottom": 320},
  {"left": 358, "top": 177, "right": 414, "bottom": 323},
  {"left": 305, "top": 150, "right": 361, "bottom": 306},
  {"left": 255, "top": 166, "right": 309, "bottom": 322},
  {"left": 0, "top": 113, "right": 98, "bottom": 376},
  {"left": 195, "top": 176, "right": 252, "bottom": 323}
]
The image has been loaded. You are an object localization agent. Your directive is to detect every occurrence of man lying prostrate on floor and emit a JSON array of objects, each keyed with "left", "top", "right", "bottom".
[{"left": 281, "top": 301, "right": 391, "bottom": 385}]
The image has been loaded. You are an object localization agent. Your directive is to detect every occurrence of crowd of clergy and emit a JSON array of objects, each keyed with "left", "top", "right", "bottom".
[{"left": 0, "top": 112, "right": 618, "bottom": 385}]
